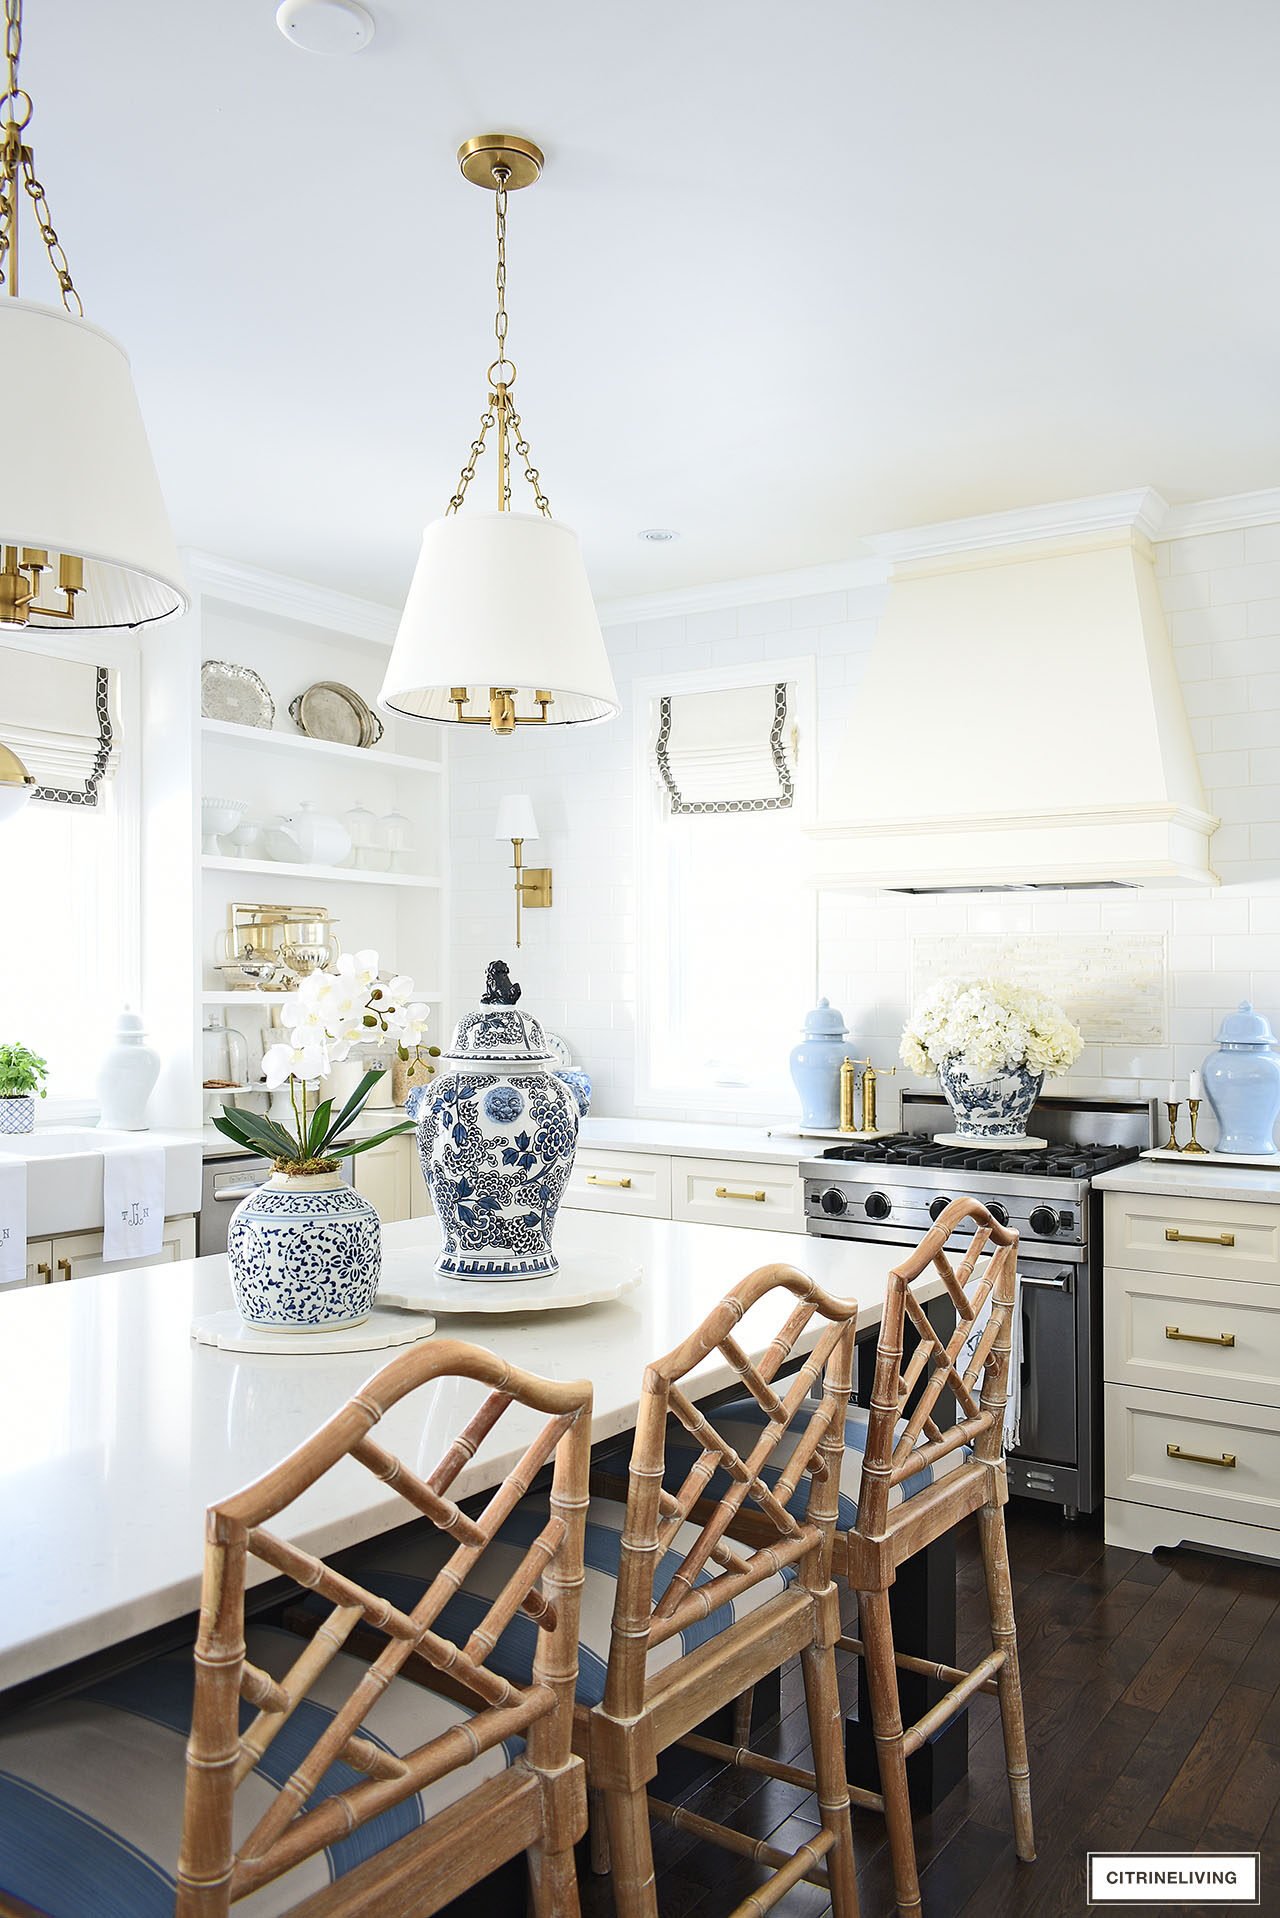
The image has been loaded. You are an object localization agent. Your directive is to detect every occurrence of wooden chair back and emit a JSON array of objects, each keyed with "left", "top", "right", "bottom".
[
  {"left": 857, "top": 1195, "right": 1019, "bottom": 1540},
  {"left": 603, "top": 1263, "right": 859, "bottom": 1725},
  {"left": 176, "top": 1338, "right": 592, "bottom": 1916}
]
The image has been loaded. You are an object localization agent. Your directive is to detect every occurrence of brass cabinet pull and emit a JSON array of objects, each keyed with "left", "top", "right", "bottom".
[
  {"left": 56, "top": 1257, "right": 72, "bottom": 1281},
  {"left": 35, "top": 1261, "right": 51, "bottom": 1282},
  {"left": 1165, "top": 1228, "right": 1235, "bottom": 1247},
  {"left": 1165, "top": 1324, "right": 1235, "bottom": 1348},
  {"left": 586, "top": 1174, "right": 632, "bottom": 1190},
  {"left": 715, "top": 1186, "right": 766, "bottom": 1203},
  {"left": 1166, "top": 1443, "right": 1236, "bottom": 1468}
]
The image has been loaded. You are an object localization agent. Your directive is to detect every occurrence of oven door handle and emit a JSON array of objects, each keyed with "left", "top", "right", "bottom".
[{"left": 1019, "top": 1273, "right": 1073, "bottom": 1291}]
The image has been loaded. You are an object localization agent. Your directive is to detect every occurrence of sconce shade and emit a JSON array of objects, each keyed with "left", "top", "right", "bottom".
[
  {"left": 0, "top": 300, "right": 188, "bottom": 631},
  {"left": 0, "top": 741, "right": 34, "bottom": 822},
  {"left": 380, "top": 510, "right": 619, "bottom": 726},
  {"left": 495, "top": 793, "right": 539, "bottom": 842}
]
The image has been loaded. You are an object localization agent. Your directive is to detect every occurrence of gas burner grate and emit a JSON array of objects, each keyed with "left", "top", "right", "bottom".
[{"left": 820, "top": 1137, "right": 1140, "bottom": 1180}]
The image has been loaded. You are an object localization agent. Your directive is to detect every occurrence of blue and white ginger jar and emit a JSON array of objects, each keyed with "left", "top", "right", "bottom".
[
  {"left": 407, "top": 1001, "right": 588, "bottom": 1279},
  {"left": 226, "top": 1171, "right": 382, "bottom": 1330},
  {"left": 1202, "top": 1002, "right": 1280, "bottom": 1157},
  {"left": 937, "top": 1057, "right": 1044, "bottom": 1142}
]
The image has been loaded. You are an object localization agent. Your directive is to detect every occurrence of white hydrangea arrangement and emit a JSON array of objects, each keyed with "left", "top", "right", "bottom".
[{"left": 900, "top": 976, "right": 1083, "bottom": 1080}]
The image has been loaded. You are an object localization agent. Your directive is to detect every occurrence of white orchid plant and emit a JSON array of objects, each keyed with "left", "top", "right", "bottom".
[
  {"left": 900, "top": 976, "right": 1084, "bottom": 1080},
  {"left": 212, "top": 950, "right": 437, "bottom": 1174}
]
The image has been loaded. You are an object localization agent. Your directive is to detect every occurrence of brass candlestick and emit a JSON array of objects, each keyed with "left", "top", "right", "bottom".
[
  {"left": 1183, "top": 1098, "right": 1208, "bottom": 1154},
  {"left": 1162, "top": 1101, "right": 1182, "bottom": 1151}
]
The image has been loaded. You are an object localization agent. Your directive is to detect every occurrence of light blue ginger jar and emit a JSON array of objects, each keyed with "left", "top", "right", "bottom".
[
  {"left": 407, "top": 963, "right": 587, "bottom": 1279},
  {"left": 789, "top": 999, "right": 849, "bottom": 1129},
  {"left": 1202, "top": 1002, "right": 1280, "bottom": 1157},
  {"left": 226, "top": 1171, "right": 383, "bottom": 1330}
]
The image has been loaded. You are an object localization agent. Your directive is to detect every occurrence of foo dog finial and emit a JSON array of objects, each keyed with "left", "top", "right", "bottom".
[{"left": 481, "top": 959, "right": 521, "bottom": 1006}]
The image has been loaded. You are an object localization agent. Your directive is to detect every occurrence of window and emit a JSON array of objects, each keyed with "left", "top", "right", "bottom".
[
  {"left": 0, "top": 643, "right": 138, "bottom": 1114},
  {"left": 636, "top": 662, "right": 816, "bottom": 1116}
]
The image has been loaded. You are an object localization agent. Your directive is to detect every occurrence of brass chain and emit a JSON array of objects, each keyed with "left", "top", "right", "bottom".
[
  {"left": 0, "top": 0, "right": 82, "bottom": 313},
  {"left": 445, "top": 156, "right": 552, "bottom": 518}
]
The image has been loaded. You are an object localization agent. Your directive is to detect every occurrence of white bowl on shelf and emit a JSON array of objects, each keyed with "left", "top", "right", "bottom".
[
  {"left": 202, "top": 796, "right": 247, "bottom": 855},
  {"left": 280, "top": 804, "right": 352, "bottom": 867}
]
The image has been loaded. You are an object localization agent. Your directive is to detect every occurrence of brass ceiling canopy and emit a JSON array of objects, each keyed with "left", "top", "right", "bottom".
[{"left": 456, "top": 134, "right": 544, "bottom": 193}]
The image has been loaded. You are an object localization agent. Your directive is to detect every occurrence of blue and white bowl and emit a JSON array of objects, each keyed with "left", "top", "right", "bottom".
[
  {"left": 226, "top": 1171, "right": 382, "bottom": 1330},
  {"left": 937, "top": 1057, "right": 1044, "bottom": 1141},
  {"left": 407, "top": 1003, "right": 588, "bottom": 1280}
]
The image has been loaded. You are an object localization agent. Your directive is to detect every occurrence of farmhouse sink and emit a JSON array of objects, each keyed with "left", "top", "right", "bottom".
[{"left": 0, "top": 1128, "right": 203, "bottom": 1237}]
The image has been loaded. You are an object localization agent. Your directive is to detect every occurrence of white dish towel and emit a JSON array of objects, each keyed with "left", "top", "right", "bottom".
[
  {"left": 0, "top": 1159, "right": 27, "bottom": 1287},
  {"left": 102, "top": 1143, "right": 166, "bottom": 1263},
  {"left": 957, "top": 1274, "right": 1023, "bottom": 1451}
]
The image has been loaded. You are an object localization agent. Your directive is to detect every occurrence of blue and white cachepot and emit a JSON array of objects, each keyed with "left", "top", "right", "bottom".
[
  {"left": 226, "top": 1171, "right": 382, "bottom": 1330},
  {"left": 407, "top": 999, "right": 588, "bottom": 1280},
  {"left": 937, "top": 1058, "right": 1044, "bottom": 1142},
  {"left": 0, "top": 1095, "right": 35, "bottom": 1136}
]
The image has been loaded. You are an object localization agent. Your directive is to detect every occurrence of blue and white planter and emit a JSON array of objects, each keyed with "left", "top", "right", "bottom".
[
  {"left": 226, "top": 1171, "right": 382, "bottom": 1330},
  {"left": 408, "top": 1003, "right": 588, "bottom": 1280},
  {"left": 937, "top": 1057, "right": 1044, "bottom": 1142},
  {"left": 0, "top": 1095, "right": 35, "bottom": 1136}
]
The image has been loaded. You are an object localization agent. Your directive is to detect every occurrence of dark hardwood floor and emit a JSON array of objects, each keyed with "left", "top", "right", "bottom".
[{"left": 577, "top": 1500, "right": 1280, "bottom": 1917}]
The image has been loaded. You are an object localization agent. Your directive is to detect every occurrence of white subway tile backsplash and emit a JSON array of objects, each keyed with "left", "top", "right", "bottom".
[{"left": 1169, "top": 530, "right": 1245, "bottom": 574}]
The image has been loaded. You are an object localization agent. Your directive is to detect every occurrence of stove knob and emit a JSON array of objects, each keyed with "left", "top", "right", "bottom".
[
  {"left": 928, "top": 1195, "right": 952, "bottom": 1222},
  {"left": 864, "top": 1191, "right": 892, "bottom": 1221},
  {"left": 1029, "top": 1204, "right": 1059, "bottom": 1237},
  {"left": 819, "top": 1187, "right": 848, "bottom": 1218},
  {"left": 988, "top": 1201, "right": 1011, "bottom": 1228}
]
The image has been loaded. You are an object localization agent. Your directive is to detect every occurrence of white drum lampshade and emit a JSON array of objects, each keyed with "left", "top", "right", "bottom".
[
  {"left": 380, "top": 511, "right": 619, "bottom": 726},
  {"left": 495, "top": 793, "right": 539, "bottom": 842},
  {"left": 0, "top": 300, "right": 188, "bottom": 631}
]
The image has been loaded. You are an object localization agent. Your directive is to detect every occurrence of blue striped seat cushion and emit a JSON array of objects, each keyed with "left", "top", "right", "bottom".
[
  {"left": 329, "top": 1494, "right": 795, "bottom": 1710},
  {"left": 0, "top": 1623, "right": 519, "bottom": 1918},
  {"left": 598, "top": 1396, "right": 967, "bottom": 1535}
]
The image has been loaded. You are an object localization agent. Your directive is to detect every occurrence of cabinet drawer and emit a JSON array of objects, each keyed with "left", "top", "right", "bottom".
[
  {"left": 671, "top": 1157, "right": 804, "bottom": 1234},
  {"left": 1104, "top": 1382, "right": 1280, "bottom": 1533},
  {"left": 563, "top": 1150, "right": 671, "bottom": 1219},
  {"left": 1104, "top": 1267, "right": 1280, "bottom": 1407},
  {"left": 1104, "top": 1189, "right": 1280, "bottom": 1282}
]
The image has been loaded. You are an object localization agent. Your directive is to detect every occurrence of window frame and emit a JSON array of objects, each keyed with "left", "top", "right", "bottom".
[
  {"left": 632, "top": 654, "right": 818, "bottom": 1120},
  {"left": 0, "top": 627, "right": 141, "bottom": 1122}
]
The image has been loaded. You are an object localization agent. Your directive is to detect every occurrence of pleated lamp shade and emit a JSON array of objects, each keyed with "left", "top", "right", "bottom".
[
  {"left": 0, "top": 300, "right": 187, "bottom": 631},
  {"left": 380, "top": 510, "right": 619, "bottom": 726}
]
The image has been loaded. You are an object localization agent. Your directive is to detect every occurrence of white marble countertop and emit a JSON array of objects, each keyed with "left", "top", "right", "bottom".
[
  {"left": 0, "top": 1210, "right": 924, "bottom": 1691},
  {"left": 576, "top": 1116, "right": 805, "bottom": 1165},
  {"left": 1094, "top": 1160, "right": 1280, "bottom": 1205}
]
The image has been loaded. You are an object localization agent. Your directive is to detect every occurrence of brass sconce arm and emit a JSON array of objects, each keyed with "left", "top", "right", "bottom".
[{"left": 509, "top": 835, "right": 553, "bottom": 948}]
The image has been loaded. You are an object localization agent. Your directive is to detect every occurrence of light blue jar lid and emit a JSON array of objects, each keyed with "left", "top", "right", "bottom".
[
  {"left": 803, "top": 997, "right": 848, "bottom": 1037},
  {"left": 1216, "top": 1000, "right": 1276, "bottom": 1046}
]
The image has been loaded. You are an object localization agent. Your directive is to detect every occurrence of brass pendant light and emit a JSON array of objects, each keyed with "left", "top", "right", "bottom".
[
  {"left": 0, "top": 0, "right": 186, "bottom": 631},
  {"left": 379, "top": 135, "right": 618, "bottom": 736}
]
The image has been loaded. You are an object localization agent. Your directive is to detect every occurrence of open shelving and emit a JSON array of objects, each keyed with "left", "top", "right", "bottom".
[
  {"left": 201, "top": 855, "right": 442, "bottom": 889},
  {"left": 201, "top": 717, "right": 442, "bottom": 776}
]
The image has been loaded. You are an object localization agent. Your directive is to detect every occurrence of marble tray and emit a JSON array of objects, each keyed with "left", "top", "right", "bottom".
[
  {"left": 933, "top": 1132, "right": 1048, "bottom": 1150},
  {"left": 192, "top": 1304, "right": 436, "bottom": 1354},
  {"left": 376, "top": 1247, "right": 641, "bottom": 1316},
  {"left": 1141, "top": 1147, "right": 1280, "bottom": 1168}
]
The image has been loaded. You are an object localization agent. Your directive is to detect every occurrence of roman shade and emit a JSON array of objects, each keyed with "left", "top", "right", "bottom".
[
  {"left": 0, "top": 651, "right": 117, "bottom": 805},
  {"left": 654, "top": 680, "right": 794, "bottom": 814}
]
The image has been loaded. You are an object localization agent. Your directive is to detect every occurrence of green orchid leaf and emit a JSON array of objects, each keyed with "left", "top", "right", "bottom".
[
  {"left": 327, "top": 1069, "right": 386, "bottom": 1143},
  {"left": 328, "top": 1120, "right": 416, "bottom": 1159},
  {"left": 307, "top": 1098, "right": 334, "bottom": 1157}
]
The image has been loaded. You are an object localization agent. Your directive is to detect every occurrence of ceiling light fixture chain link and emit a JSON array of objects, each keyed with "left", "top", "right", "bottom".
[{"left": 0, "top": 0, "right": 81, "bottom": 313}]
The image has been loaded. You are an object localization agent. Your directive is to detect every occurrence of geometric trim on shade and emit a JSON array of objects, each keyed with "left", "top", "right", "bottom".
[
  {"left": 33, "top": 667, "right": 113, "bottom": 808},
  {"left": 655, "top": 680, "right": 794, "bottom": 814}
]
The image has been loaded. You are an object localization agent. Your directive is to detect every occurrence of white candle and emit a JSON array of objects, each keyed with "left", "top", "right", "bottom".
[
  {"left": 1167, "top": 1080, "right": 1179, "bottom": 1103},
  {"left": 1189, "top": 1069, "right": 1204, "bottom": 1102}
]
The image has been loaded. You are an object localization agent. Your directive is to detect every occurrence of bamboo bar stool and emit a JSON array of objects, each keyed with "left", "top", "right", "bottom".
[
  {"left": 590, "top": 1262, "right": 862, "bottom": 1918},
  {"left": 0, "top": 1339, "right": 592, "bottom": 1918}
]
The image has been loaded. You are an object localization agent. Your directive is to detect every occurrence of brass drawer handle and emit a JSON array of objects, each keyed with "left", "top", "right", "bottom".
[
  {"left": 1166, "top": 1443, "right": 1236, "bottom": 1468},
  {"left": 1165, "top": 1228, "right": 1235, "bottom": 1247},
  {"left": 715, "top": 1186, "right": 766, "bottom": 1203},
  {"left": 35, "top": 1261, "right": 51, "bottom": 1282},
  {"left": 586, "top": 1174, "right": 632, "bottom": 1190},
  {"left": 1165, "top": 1324, "right": 1235, "bottom": 1348},
  {"left": 56, "top": 1257, "right": 71, "bottom": 1281}
]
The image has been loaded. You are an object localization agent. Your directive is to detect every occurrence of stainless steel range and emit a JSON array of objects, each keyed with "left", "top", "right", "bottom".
[{"left": 802, "top": 1092, "right": 1155, "bottom": 1515}]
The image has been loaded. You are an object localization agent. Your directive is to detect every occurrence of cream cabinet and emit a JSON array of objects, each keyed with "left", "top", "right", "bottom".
[
  {"left": 1103, "top": 1187, "right": 1280, "bottom": 1561},
  {"left": 25, "top": 1216, "right": 197, "bottom": 1284},
  {"left": 563, "top": 1148, "right": 673, "bottom": 1220},
  {"left": 353, "top": 1134, "right": 431, "bottom": 1226},
  {"left": 561, "top": 1145, "right": 801, "bottom": 1230}
]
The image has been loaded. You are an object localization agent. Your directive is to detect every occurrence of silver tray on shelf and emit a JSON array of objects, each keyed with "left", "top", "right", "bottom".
[
  {"left": 289, "top": 681, "right": 384, "bottom": 748},
  {"left": 201, "top": 660, "right": 275, "bottom": 729}
]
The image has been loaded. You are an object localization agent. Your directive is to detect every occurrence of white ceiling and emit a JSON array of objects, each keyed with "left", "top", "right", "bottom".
[{"left": 27, "top": 0, "right": 1280, "bottom": 603}]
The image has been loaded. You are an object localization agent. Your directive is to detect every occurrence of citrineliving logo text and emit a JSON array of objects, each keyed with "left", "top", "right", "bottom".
[{"left": 1087, "top": 1852, "right": 1259, "bottom": 1905}]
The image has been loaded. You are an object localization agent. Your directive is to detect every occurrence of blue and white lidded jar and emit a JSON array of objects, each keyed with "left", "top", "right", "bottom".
[
  {"left": 1202, "top": 1002, "right": 1280, "bottom": 1157},
  {"left": 788, "top": 998, "right": 850, "bottom": 1129},
  {"left": 226, "top": 1171, "right": 383, "bottom": 1330},
  {"left": 407, "top": 963, "right": 588, "bottom": 1279}
]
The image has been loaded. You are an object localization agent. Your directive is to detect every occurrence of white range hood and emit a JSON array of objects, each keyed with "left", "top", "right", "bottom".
[{"left": 810, "top": 506, "right": 1217, "bottom": 892}]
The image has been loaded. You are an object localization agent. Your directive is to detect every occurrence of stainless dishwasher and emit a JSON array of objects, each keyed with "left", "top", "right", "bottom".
[{"left": 199, "top": 1154, "right": 352, "bottom": 1255}]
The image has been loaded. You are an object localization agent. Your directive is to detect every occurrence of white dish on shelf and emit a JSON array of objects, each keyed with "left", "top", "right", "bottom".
[
  {"left": 201, "top": 796, "right": 247, "bottom": 854},
  {"left": 201, "top": 661, "right": 275, "bottom": 729}
]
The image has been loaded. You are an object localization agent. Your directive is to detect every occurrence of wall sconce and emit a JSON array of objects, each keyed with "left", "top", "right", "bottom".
[{"left": 495, "top": 794, "right": 552, "bottom": 948}]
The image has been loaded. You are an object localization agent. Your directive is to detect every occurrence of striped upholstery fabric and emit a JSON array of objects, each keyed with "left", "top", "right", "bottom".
[
  {"left": 600, "top": 1396, "right": 967, "bottom": 1534},
  {"left": 330, "top": 1494, "right": 795, "bottom": 1709},
  {"left": 0, "top": 1624, "right": 518, "bottom": 1918}
]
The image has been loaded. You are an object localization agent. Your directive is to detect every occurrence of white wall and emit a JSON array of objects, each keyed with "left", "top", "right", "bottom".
[{"left": 448, "top": 521, "right": 1280, "bottom": 1141}]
